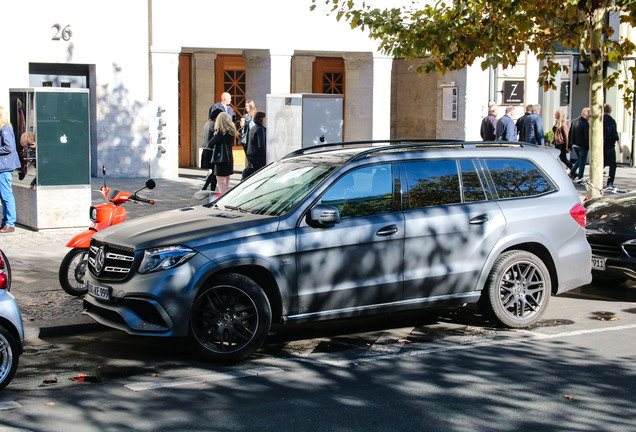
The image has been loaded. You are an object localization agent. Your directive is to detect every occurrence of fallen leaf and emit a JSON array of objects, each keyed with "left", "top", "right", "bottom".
[
  {"left": 76, "top": 373, "right": 88, "bottom": 377},
  {"left": 26, "top": 303, "right": 37, "bottom": 306},
  {"left": 398, "top": 339, "right": 411, "bottom": 343},
  {"left": 564, "top": 395, "right": 574, "bottom": 400},
  {"left": 43, "top": 378, "right": 58, "bottom": 384},
  {"left": 45, "top": 402, "right": 55, "bottom": 406},
  {"left": 43, "top": 300, "right": 54, "bottom": 305},
  {"left": 151, "top": 374, "right": 160, "bottom": 377}
]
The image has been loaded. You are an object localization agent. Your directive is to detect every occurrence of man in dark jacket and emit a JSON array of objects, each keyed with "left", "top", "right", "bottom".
[
  {"left": 603, "top": 104, "right": 621, "bottom": 188},
  {"left": 522, "top": 104, "right": 545, "bottom": 145},
  {"left": 495, "top": 106, "right": 518, "bottom": 141},
  {"left": 569, "top": 107, "right": 590, "bottom": 180},
  {"left": 516, "top": 104, "right": 532, "bottom": 141},
  {"left": 209, "top": 92, "right": 236, "bottom": 121},
  {"left": 480, "top": 102, "right": 498, "bottom": 140}
]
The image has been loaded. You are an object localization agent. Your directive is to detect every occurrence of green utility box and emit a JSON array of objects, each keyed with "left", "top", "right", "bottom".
[{"left": 9, "top": 88, "right": 91, "bottom": 229}]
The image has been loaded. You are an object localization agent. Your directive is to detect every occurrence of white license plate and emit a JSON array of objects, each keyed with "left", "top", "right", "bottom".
[
  {"left": 591, "top": 256, "right": 606, "bottom": 271},
  {"left": 88, "top": 281, "right": 111, "bottom": 301}
]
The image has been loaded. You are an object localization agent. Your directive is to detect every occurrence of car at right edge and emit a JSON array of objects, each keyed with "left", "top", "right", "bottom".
[{"left": 584, "top": 191, "right": 636, "bottom": 285}]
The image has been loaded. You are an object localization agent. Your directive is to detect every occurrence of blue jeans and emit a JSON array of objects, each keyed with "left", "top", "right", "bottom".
[
  {"left": 571, "top": 147, "right": 589, "bottom": 179},
  {"left": 0, "top": 171, "right": 16, "bottom": 227}
]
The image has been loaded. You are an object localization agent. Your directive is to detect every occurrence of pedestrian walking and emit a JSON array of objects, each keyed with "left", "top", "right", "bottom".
[
  {"left": 522, "top": 104, "right": 545, "bottom": 146},
  {"left": 209, "top": 112, "right": 237, "bottom": 195},
  {"left": 0, "top": 107, "right": 21, "bottom": 233},
  {"left": 495, "top": 106, "right": 517, "bottom": 141},
  {"left": 243, "top": 112, "right": 267, "bottom": 180},
  {"left": 480, "top": 102, "right": 498, "bottom": 140},
  {"left": 603, "top": 104, "right": 621, "bottom": 188},
  {"left": 201, "top": 108, "right": 224, "bottom": 191},
  {"left": 551, "top": 108, "right": 572, "bottom": 170},
  {"left": 516, "top": 104, "right": 532, "bottom": 142},
  {"left": 569, "top": 107, "right": 590, "bottom": 180}
]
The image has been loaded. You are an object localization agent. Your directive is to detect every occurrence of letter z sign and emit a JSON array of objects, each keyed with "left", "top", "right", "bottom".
[{"left": 503, "top": 81, "right": 524, "bottom": 104}]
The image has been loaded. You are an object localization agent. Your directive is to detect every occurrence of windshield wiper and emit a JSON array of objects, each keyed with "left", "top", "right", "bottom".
[{"left": 222, "top": 205, "right": 251, "bottom": 214}]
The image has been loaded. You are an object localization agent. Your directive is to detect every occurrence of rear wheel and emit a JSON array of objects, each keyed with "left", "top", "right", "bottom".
[
  {"left": 0, "top": 325, "right": 19, "bottom": 391},
  {"left": 480, "top": 250, "right": 551, "bottom": 328},
  {"left": 189, "top": 274, "right": 271, "bottom": 363},
  {"left": 59, "top": 248, "right": 89, "bottom": 296}
]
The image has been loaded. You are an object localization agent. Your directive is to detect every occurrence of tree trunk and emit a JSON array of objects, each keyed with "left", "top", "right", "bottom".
[{"left": 588, "top": 9, "right": 605, "bottom": 199}]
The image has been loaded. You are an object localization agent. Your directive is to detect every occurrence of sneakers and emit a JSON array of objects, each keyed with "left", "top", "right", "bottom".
[{"left": 0, "top": 225, "right": 15, "bottom": 233}]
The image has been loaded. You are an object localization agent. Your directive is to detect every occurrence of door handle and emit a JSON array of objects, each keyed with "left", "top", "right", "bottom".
[
  {"left": 469, "top": 214, "right": 489, "bottom": 225},
  {"left": 377, "top": 224, "right": 399, "bottom": 236}
]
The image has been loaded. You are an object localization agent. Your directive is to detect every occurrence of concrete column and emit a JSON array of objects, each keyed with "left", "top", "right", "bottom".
[
  {"left": 372, "top": 54, "right": 393, "bottom": 140},
  {"left": 270, "top": 51, "right": 293, "bottom": 94},
  {"left": 244, "top": 50, "right": 271, "bottom": 113},
  {"left": 193, "top": 52, "right": 216, "bottom": 148},
  {"left": 291, "top": 55, "right": 315, "bottom": 93},
  {"left": 344, "top": 53, "right": 374, "bottom": 141}
]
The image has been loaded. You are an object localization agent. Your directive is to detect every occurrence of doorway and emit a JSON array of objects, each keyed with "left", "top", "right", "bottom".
[{"left": 178, "top": 54, "right": 192, "bottom": 167}]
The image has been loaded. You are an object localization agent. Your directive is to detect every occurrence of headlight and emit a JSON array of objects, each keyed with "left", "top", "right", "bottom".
[{"left": 138, "top": 245, "right": 197, "bottom": 274}]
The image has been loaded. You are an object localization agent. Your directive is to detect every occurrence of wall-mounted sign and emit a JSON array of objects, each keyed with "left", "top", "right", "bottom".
[
  {"left": 442, "top": 87, "right": 458, "bottom": 121},
  {"left": 502, "top": 80, "right": 524, "bottom": 104},
  {"left": 560, "top": 81, "right": 570, "bottom": 106}
]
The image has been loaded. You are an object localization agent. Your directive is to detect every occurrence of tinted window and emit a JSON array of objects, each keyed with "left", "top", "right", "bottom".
[
  {"left": 460, "top": 159, "right": 487, "bottom": 202},
  {"left": 484, "top": 159, "right": 555, "bottom": 198},
  {"left": 321, "top": 164, "right": 393, "bottom": 218},
  {"left": 405, "top": 160, "right": 461, "bottom": 209}
]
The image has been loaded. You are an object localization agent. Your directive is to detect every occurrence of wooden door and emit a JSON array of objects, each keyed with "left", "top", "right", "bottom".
[
  {"left": 215, "top": 55, "right": 246, "bottom": 117},
  {"left": 178, "top": 53, "right": 192, "bottom": 167},
  {"left": 313, "top": 57, "right": 345, "bottom": 94}
]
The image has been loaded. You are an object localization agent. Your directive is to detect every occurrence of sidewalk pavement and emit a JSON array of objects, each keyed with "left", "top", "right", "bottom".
[{"left": 2, "top": 164, "right": 636, "bottom": 342}]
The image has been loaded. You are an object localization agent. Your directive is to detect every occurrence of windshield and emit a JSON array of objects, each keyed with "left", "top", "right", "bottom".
[{"left": 213, "top": 160, "right": 336, "bottom": 216}]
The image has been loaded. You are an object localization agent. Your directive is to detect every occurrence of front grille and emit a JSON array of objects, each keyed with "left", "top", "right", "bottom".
[
  {"left": 88, "top": 240, "right": 135, "bottom": 280},
  {"left": 589, "top": 242, "right": 625, "bottom": 258}
]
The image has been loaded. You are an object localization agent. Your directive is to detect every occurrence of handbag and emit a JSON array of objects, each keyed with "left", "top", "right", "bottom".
[{"left": 212, "top": 142, "right": 229, "bottom": 165}]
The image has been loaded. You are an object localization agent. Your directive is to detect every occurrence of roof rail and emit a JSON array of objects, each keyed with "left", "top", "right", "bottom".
[{"left": 281, "top": 139, "right": 535, "bottom": 160}]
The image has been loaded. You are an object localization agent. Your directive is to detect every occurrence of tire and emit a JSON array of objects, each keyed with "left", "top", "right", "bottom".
[
  {"left": 480, "top": 250, "right": 551, "bottom": 328},
  {"left": 189, "top": 273, "right": 272, "bottom": 363},
  {"left": 59, "top": 248, "right": 89, "bottom": 296},
  {"left": 0, "top": 325, "right": 19, "bottom": 391}
]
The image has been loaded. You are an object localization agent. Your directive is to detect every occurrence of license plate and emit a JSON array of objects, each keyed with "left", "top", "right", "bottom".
[
  {"left": 88, "top": 281, "right": 111, "bottom": 301},
  {"left": 591, "top": 256, "right": 606, "bottom": 271}
]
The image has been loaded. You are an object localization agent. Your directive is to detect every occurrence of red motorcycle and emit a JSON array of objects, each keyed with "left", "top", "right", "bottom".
[{"left": 58, "top": 168, "right": 156, "bottom": 296}]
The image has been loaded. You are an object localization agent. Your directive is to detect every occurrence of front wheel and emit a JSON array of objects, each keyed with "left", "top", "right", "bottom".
[
  {"left": 480, "top": 250, "right": 551, "bottom": 328},
  {"left": 189, "top": 274, "right": 272, "bottom": 363},
  {"left": 59, "top": 248, "right": 89, "bottom": 296},
  {"left": 0, "top": 325, "right": 19, "bottom": 391}
]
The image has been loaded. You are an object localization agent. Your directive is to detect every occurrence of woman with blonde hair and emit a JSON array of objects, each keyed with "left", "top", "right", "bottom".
[
  {"left": 209, "top": 112, "right": 237, "bottom": 194},
  {"left": 0, "top": 107, "right": 21, "bottom": 233},
  {"left": 552, "top": 108, "right": 571, "bottom": 170}
]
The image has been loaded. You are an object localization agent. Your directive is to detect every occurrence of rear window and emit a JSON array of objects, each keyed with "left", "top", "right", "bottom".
[{"left": 483, "top": 159, "right": 555, "bottom": 199}]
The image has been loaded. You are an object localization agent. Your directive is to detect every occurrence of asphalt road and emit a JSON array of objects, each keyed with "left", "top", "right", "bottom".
[{"left": 1, "top": 282, "right": 634, "bottom": 432}]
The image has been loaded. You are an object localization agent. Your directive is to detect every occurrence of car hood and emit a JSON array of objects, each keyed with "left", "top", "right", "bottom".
[
  {"left": 93, "top": 205, "right": 280, "bottom": 250},
  {"left": 584, "top": 191, "right": 636, "bottom": 235}
]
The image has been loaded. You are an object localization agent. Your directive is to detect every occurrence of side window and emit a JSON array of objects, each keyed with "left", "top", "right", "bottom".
[
  {"left": 460, "top": 159, "right": 487, "bottom": 202},
  {"left": 405, "top": 160, "right": 461, "bottom": 209},
  {"left": 484, "top": 159, "right": 555, "bottom": 198},
  {"left": 321, "top": 164, "right": 393, "bottom": 219}
]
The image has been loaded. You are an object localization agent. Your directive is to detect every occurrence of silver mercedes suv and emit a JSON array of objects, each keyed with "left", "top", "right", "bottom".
[{"left": 84, "top": 140, "right": 592, "bottom": 362}]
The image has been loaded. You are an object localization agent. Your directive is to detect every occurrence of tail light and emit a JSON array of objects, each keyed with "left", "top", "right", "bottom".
[
  {"left": 570, "top": 203, "right": 586, "bottom": 228},
  {"left": 0, "top": 254, "right": 6, "bottom": 290}
]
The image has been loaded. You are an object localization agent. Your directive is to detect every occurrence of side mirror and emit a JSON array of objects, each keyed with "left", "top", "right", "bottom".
[
  {"left": 308, "top": 205, "right": 340, "bottom": 227},
  {"left": 145, "top": 179, "right": 156, "bottom": 190}
]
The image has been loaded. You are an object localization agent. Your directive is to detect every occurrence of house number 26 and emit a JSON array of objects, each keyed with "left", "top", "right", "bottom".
[{"left": 51, "top": 24, "right": 72, "bottom": 41}]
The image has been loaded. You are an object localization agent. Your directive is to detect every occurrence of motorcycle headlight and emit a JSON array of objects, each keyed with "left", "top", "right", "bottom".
[{"left": 138, "top": 245, "right": 197, "bottom": 274}]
